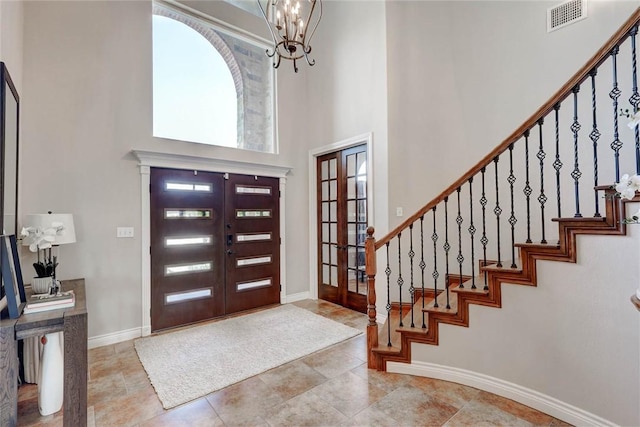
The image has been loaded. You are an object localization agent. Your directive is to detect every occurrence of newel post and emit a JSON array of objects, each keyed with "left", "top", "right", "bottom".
[{"left": 365, "top": 226, "right": 379, "bottom": 369}]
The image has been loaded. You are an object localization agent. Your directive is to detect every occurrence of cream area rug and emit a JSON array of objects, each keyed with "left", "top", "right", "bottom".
[{"left": 134, "top": 304, "right": 362, "bottom": 409}]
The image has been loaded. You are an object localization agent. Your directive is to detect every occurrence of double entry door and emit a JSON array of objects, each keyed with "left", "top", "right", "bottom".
[
  {"left": 317, "top": 145, "right": 368, "bottom": 313},
  {"left": 150, "top": 168, "right": 280, "bottom": 332}
]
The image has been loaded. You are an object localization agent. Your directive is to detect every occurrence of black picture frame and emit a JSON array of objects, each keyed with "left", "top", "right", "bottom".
[
  {"left": 1, "top": 234, "right": 24, "bottom": 319},
  {"left": 0, "top": 62, "right": 20, "bottom": 237}
]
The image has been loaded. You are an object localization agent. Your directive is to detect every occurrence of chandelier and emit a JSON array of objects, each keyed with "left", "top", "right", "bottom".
[{"left": 257, "top": 0, "right": 322, "bottom": 73}]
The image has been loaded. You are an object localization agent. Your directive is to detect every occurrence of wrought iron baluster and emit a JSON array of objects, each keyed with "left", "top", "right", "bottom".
[
  {"left": 420, "top": 215, "right": 427, "bottom": 328},
  {"left": 537, "top": 119, "right": 548, "bottom": 244},
  {"left": 397, "top": 233, "right": 404, "bottom": 328},
  {"left": 508, "top": 144, "right": 517, "bottom": 268},
  {"left": 610, "top": 45, "right": 622, "bottom": 183},
  {"left": 523, "top": 130, "right": 533, "bottom": 243},
  {"left": 493, "top": 157, "right": 503, "bottom": 267},
  {"left": 590, "top": 69, "right": 602, "bottom": 217},
  {"left": 630, "top": 25, "right": 640, "bottom": 174},
  {"left": 431, "top": 207, "right": 439, "bottom": 311},
  {"left": 571, "top": 86, "right": 583, "bottom": 218},
  {"left": 480, "top": 168, "right": 489, "bottom": 291},
  {"left": 468, "top": 178, "right": 476, "bottom": 289},
  {"left": 385, "top": 242, "right": 391, "bottom": 347},
  {"left": 408, "top": 224, "right": 415, "bottom": 328},
  {"left": 456, "top": 187, "right": 464, "bottom": 288},
  {"left": 553, "top": 104, "right": 563, "bottom": 220},
  {"left": 443, "top": 197, "right": 451, "bottom": 309}
]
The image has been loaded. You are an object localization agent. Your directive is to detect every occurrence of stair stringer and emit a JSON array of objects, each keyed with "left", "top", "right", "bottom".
[{"left": 371, "top": 188, "right": 626, "bottom": 371}]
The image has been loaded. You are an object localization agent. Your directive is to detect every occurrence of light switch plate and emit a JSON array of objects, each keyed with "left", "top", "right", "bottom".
[{"left": 117, "top": 227, "right": 134, "bottom": 238}]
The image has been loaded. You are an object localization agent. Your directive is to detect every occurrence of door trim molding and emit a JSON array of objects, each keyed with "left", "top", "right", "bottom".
[
  {"left": 307, "top": 133, "right": 374, "bottom": 301},
  {"left": 132, "top": 149, "right": 291, "bottom": 336}
]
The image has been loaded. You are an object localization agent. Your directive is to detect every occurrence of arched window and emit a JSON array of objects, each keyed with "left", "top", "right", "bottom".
[{"left": 152, "top": 5, "right": 275, "bottom": 153}]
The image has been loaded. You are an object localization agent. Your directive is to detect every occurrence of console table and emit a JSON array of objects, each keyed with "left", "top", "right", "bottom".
[{"left": 0, "top": 278, "right": 88, "bottom": 426}]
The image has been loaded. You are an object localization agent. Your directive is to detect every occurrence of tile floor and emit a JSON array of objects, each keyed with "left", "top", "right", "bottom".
[{"left": 17, "top": 299, "right": 571, "bottom": 427}]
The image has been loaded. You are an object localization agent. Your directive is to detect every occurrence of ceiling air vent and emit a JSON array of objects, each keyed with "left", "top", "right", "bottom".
[{"left": 547, "top": 0, "right": 587, "bottom": 33}]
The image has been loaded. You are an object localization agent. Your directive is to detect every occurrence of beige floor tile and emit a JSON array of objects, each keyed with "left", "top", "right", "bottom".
[
  {"left": 350, "top": 364, "right": 413, "bottom": 393},
  {"left": 409, "top": 376, "right": 481, "bottom": 409},
  {"left": 367, "top": 385, "right": 459, "bottom": 426},
  {"left": 258, "top": 359, "right": 329, "bottom": 400},
  {"left": 205, "top": 376, "right": 285, "bottom": 425},
  {"left": 139, "top": 398, "right": 224, "bottom": 427},
  {"left": 302, "top": 345, "right": 366, "bottom": 378},
  {"left": 473, "top": 391, "right": 555, "bottom": 425},
  {"left": 93, "top": 385, "right": 164, "bottom": 426},
  {"left": 88, "top": 345, "right": 115, "bottom": 365},
  {"left": 309, "top": 371, "right": 389, "bottom": 417},
  {"left": 87, "top": 372, "right": 127, "bottom": 407},
  {"left": 263, "top": 389, "right": 351, "bottom": 427},
  {"left": 348, "top": 406, "right": 401, "bottom": 427},
  {"left": 443, "top": 399, "right": 532, "bottom": 427}
]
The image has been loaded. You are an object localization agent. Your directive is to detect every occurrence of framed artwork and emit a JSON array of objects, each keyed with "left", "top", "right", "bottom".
[
  {"left": 1, "top": 234, "right": 24, "bottom": 318},
  {"left": 0, "top": 62, "right": 20, "bottom": 236}
]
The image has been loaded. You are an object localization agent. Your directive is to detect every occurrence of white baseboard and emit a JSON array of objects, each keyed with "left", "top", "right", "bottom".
[
  {"left": 387, "top": 361, "right": 615, "bottom": 427},
  {"left": 283, "top": 291, "right": 310, "bottom": 303},
  {"left": 88, "top": 327, "right": 142, "bottom": 349}
]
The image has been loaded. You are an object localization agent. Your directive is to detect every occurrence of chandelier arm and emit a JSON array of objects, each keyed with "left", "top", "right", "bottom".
[
  {"left": 257, "top": 0, "right": 281, "bottom": 57},
  {"left": 273, "top": 53, "right": 282, "bottom": 69},
  {"left": 303, "top": 0, "right": 322, "bottom": 49},
  {"left": 303, "top": 49, "right": 315, "bottom": 67}
]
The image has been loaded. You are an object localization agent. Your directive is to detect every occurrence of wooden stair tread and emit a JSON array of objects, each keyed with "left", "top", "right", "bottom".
[
  {"left": 551, "top": 216, "right": 607, "bottom": 223},
  {"left": 514, "top": 242, "right": 560, "bottom": 249},
  {"left": 481, "top": 263, "right": 522, "bottom": 274},
  {"left": 371, "top": 344, "right": 402, "bottom": 355},
  {"left": 451, "top": 282, "right": 489, "bottom": 295},
  {"left": 424, "top": 288, "right": 459, "bottom": 314}
]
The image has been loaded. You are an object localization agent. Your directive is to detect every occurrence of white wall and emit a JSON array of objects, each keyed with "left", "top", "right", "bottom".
[
  {"left": 0, "top": 0, "right": 24, "bottom": 92},
  {"left": 20, "top": 0, "right": 309, "bottom": 339}
]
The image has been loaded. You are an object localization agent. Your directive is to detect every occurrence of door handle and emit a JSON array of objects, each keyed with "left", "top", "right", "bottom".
[
  {"left": 331, "top": 244, "right": 347, "bottom": 250},
  {"left": 227, "top": 234, "right": 233, "bottom": 246},
  {"left": 226, "top": 249, "right": 234, "bottom": 255}
]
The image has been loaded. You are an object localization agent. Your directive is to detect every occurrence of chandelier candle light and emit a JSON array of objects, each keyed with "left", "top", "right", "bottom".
[{"left": 258, "top": 0, "right": 322, "bottom": 73}]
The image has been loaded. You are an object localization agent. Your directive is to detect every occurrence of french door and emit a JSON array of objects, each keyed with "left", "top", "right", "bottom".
[
  {"left": 150, "top": 168, "right": 280, "bottom": 332},
  {"left": 317, "top": 145, "right": 368, "bottom": 313}
]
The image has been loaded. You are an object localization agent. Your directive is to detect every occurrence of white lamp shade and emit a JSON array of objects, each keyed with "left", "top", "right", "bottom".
[{"left": 23, "top": 213, "right": 76, "bottom": 245}]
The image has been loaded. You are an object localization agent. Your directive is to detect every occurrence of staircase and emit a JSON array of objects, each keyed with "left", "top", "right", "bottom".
[{"left": 365, "top": 8, "right": 640, "bottom": 372}]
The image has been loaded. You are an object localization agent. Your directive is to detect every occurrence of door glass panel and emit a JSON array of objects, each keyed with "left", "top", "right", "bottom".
[
  {"left": 330, "top": 245, "right": 337, "bottom": 263},
  {"left": 330, "top": 223, "right": 337, "bottom": 243},
  {"left": 330, "top": 266, "right": 338, "bottom": 286},
  {"left": 357, "top": 180, "right": 366, "bottom": 199},
  {"left": 321, "top": 160, "right": 328, "bottom": 180},
  {"left": 237, "top": 278, "right": 272, "bottom": 291},
  {"left": 236, "top": 209, "right": 272, "bottom": 218},
  {"left": 330, "top": 202, "right": 337, "bottom": 222},
  {"left": 323, "top": 265, "right": 330, "bottom": 284},
  {"left": 329, "top": 159, "right": 337, "bottom": 179},
  {"left": 322, "top": 244, "right": 329, "bottom": 262},
  {"left": 348, "top": 223, "right": 357, "bottom": 246},
  {"left": 166, "top": 181, "right": 212, "bottom": 192},
  {"left": 347, "top": 154, "right": 356, "bottom": 176},
  {"left": 165, "top": 236, "right": 212, "bottom": 247},
  {"left": 347, "top": 246, "right": 357, "bottom": 268},
  {"left": 347, "top": 201, "right": 356, "bottom": 222},
  {"left": 165, "top": 261, "right": 212, "bottom": 276},
  {"left": 236, "top": 255, "right": 272, "bottom": 267},
  {"left": 322, "top": 181, "right": 329, "bottom": 200},
  {"left": 357, "top": 153, "right": 366, "bottom": 175},
  {"left": 329, "top": 180, "right": 337, "bottom": 200},
  {"left": 236, "top": 232, "right": 272, "bottom": 242},
  {"left": 347, "top": 177, "right": 356, "bottom": 199},
  {"left": 235, "top": 185, "right": 272, "bottom": 195},
  {"left": 322, "top": 223, "right": 329, "bottom": 242},
  {"left": 322, "top": 202, "right": 329, "bottom": 221},
  {"left": 165, "top": 288, "right": 212, "bottom": 304},
  {"left": 357, "top": 200, "right": 367, "bottom": 222},
  {"left": 165, "top": 209, "right": 212, "bottom": 219}
]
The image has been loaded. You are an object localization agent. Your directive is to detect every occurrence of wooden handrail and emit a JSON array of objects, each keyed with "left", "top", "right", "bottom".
[{"left": 375, "top": 7, "right": 640, "bottom": 250}]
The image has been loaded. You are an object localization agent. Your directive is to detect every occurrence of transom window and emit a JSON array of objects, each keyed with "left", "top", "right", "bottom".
[{"left": 152, "top": 4, "right": 276, "bottom": 153}]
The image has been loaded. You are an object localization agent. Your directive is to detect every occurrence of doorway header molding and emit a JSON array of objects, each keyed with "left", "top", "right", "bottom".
[{"left": 131, "top": 149, "right": 292, "bottom": 178}]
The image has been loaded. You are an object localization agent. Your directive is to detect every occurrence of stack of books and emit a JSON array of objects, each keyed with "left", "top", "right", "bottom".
[{"left": 23, "top": 290, "right": 75, "bottom": 314}]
